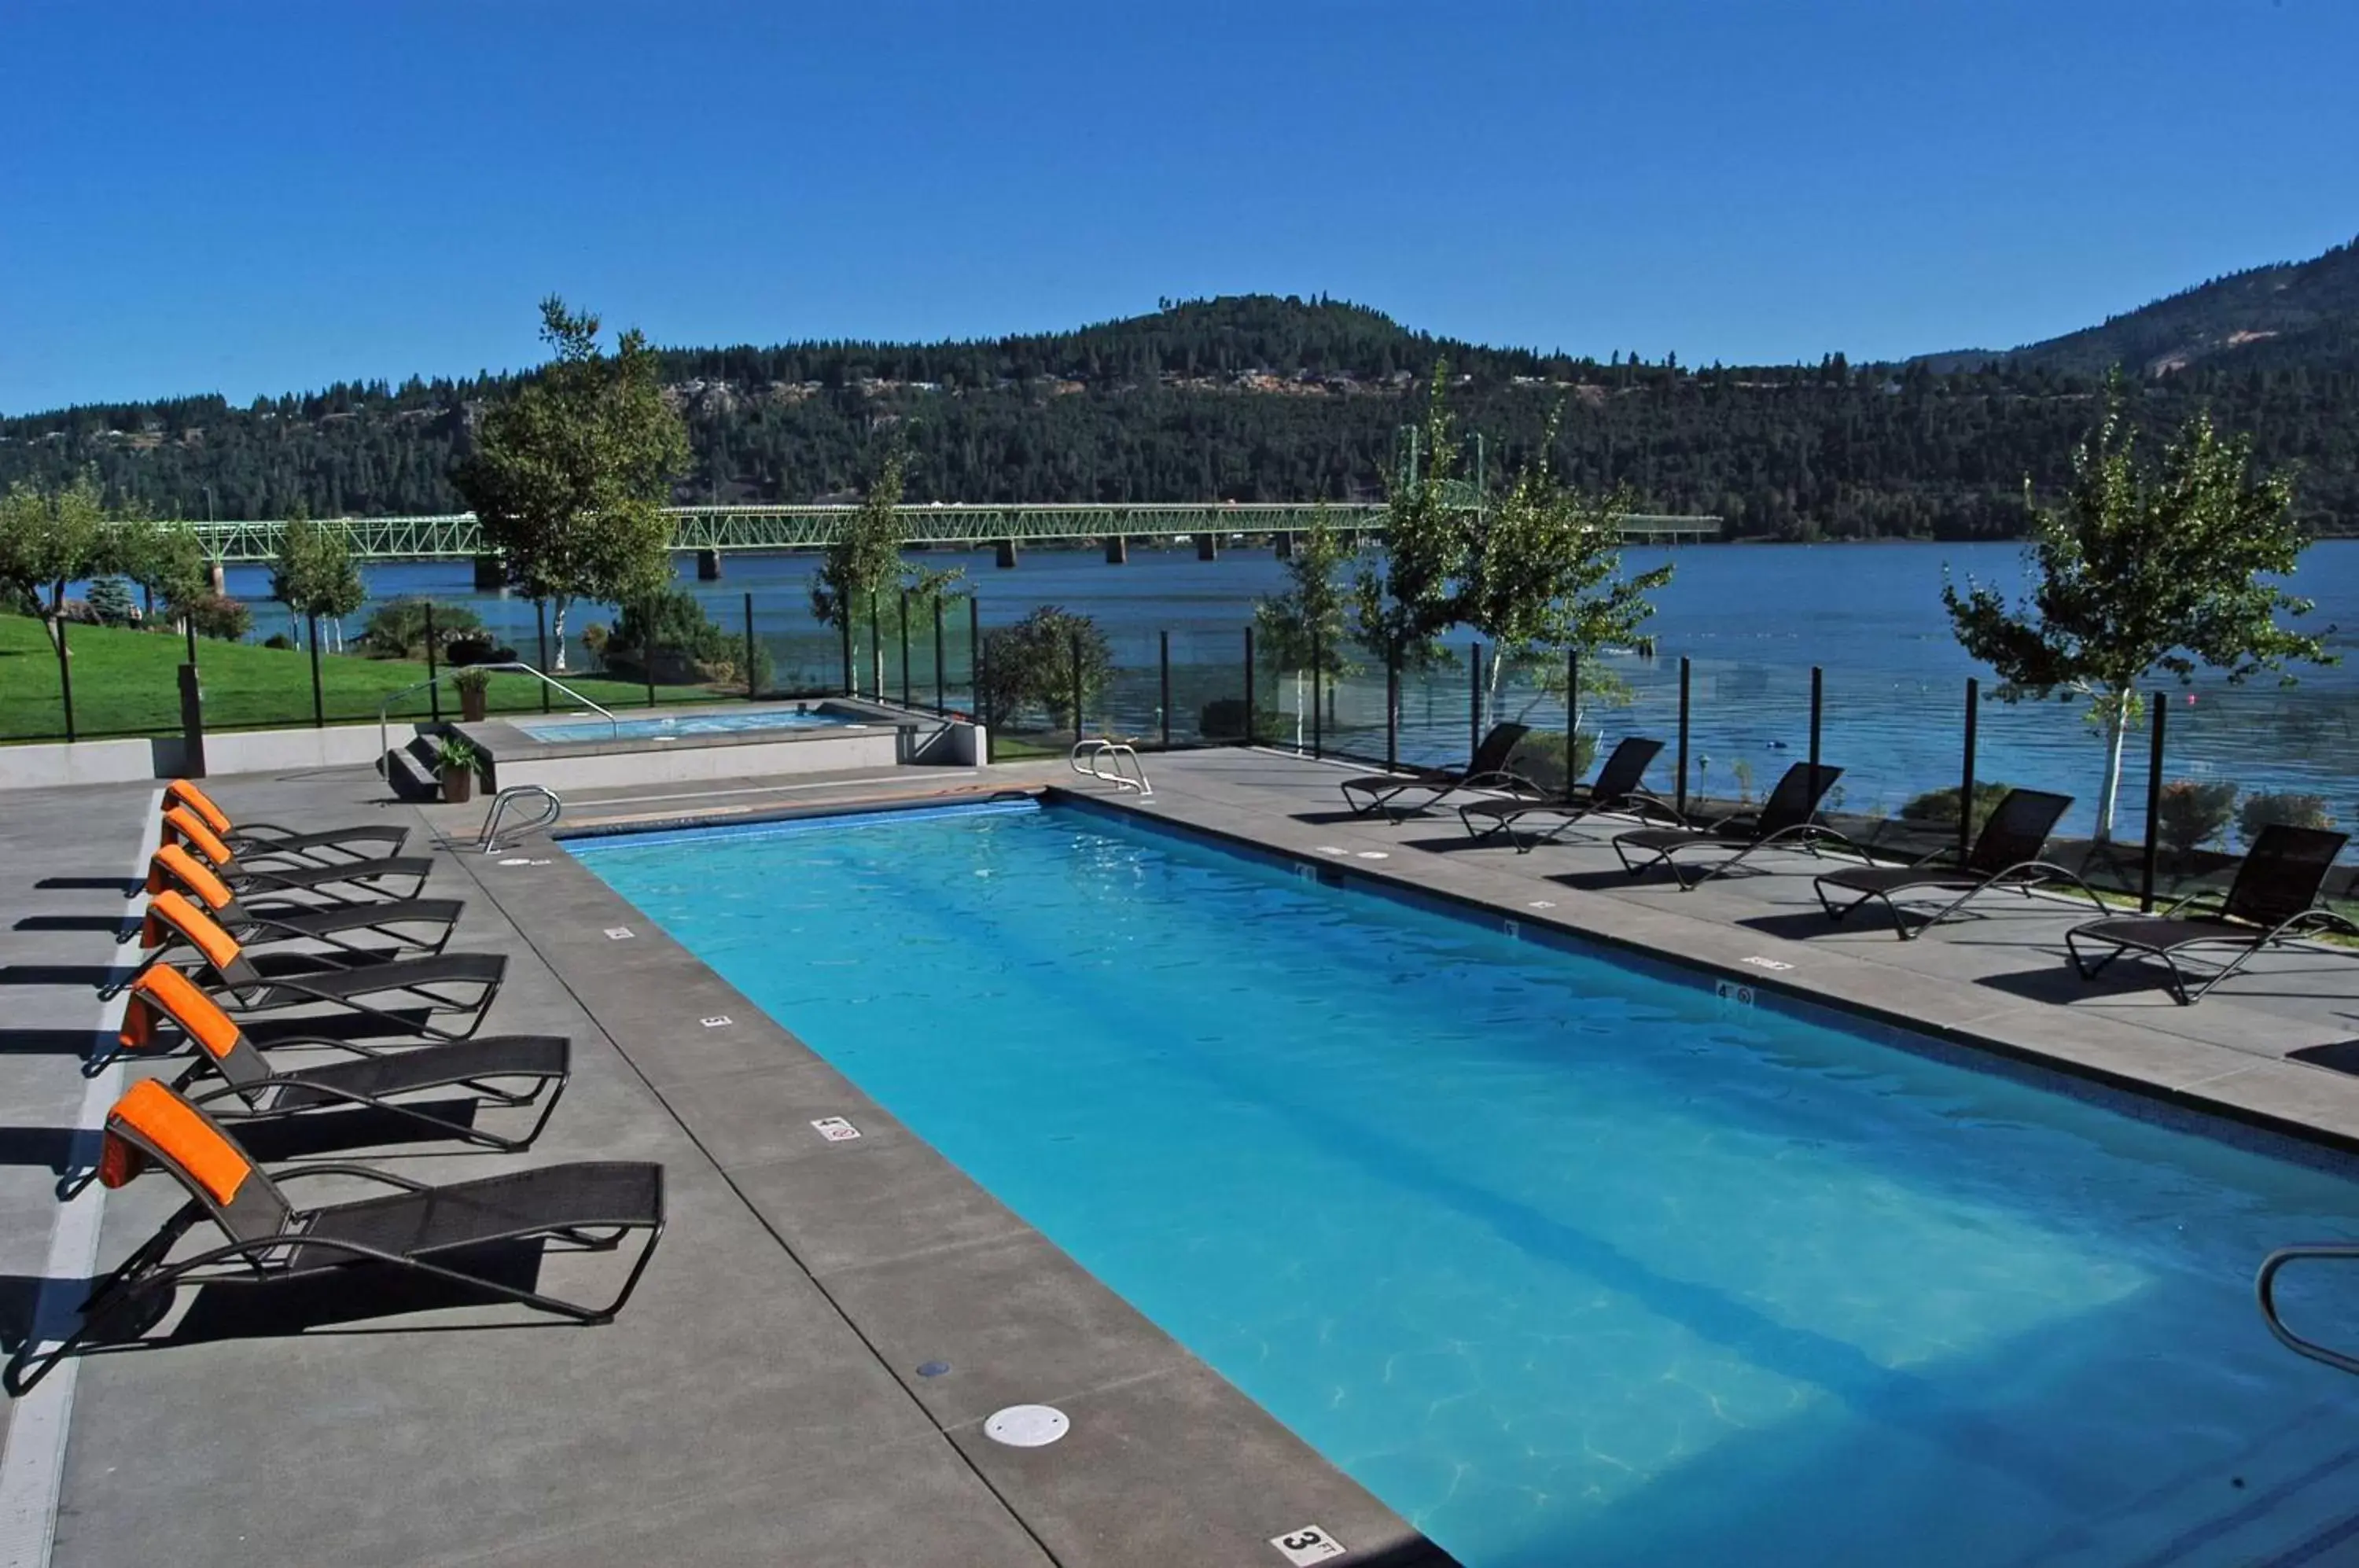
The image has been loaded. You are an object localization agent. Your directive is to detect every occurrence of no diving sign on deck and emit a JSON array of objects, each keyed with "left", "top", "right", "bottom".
[{"left": 810, "top": 1117, "right": 862, "bottom": 1143}]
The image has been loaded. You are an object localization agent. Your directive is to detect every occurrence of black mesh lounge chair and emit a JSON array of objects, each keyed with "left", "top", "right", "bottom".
[
  {"left": 159, "top": 805, "right": 434, "bottom": 903},
  {"left": 165, "top": 778, "right": 411, "bottom": 864},
  {"left": 1340, "top": 723, "right": 1538, "bottom": 821},
  {"left": 1613, "top": 762, "right": 1849, "bottom": 889},
  {"left": 138, "top": 845, "right": 462, "bottom": 959},
  {"left": 1811, "top": 788, "right": 2102, "bottom": 939},
  {"left": 1458, "top": 735, "right": 1677, "bottom": 850},
  {"left": 119, "top": 966, "right": 568, "bottom": 1151},
  {"left": 114, "top": 890, "right": 506, "bottom": 1041},
  {"left": 9, "top": 1080, "right": 661, "bottom": 1389},
  {"left": 2063, "top": 824, "right": 2357, "bottom": 1004}
]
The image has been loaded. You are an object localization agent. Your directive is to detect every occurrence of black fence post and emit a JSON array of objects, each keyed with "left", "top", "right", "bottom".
[
  {"left": 1469, "top": 642, "right": 1482, "bottom": 762},
  {"left": 1960, "top": 676, "right": 1979, "bottom": 865},
  {"left": 1566, "top": 646, "right": 1580, "bottom": 802},
  {"left": 307, "top": 613, "right": 325, "bottom": 728},
  {"left": 185, "top": 615, "right": 198, "bottom": 668},
  {"left": 1159, "top": 630, "right": 1172, "bottom": 749},
  {"left": 841, "top": 613, "right": 855, "bottom": 698},
  {"left": 744, "top": 591, "right": 759, "bottom": 700},
  {"left": 535, "top": 601, "right": 553, "bottom": 714},
  {"left": 177, "top": 661, "right": 205, "bottom": 777},
  {"left": 1675, "top": 655, "right": 1691, "bottom": 819},
  {"left": 933, "top": 597, "right": 947, "bottom": 714},
  {"left": 868, "top": 592, "right": 881, "bottom": 701},
  {"left": 1311, "top": 624, "right": 1323, "bottom": 759},
  {"left": 1386, "top": 641, "right": 1399, "bottom": 771},
  {"left": 967, "top": 596, "right": 981, "bottom": 719},
  {"left": 1809, "top": 665, "right": 1823, "bottom": 776},
  {"left": 425, "top": 603, "right": 441, "bottom": 721},
  {"left": 54, "top": 614, "right": 75, "bottom": 743},
  {"left": 900, "top": 591, "right": 912, "bottom": 709},
  {"left": 1243, "top": 627, "right": 1257, "bottom": 746},
  {"left": 2141, "top": 692, "right": 2167, "bottom": 911},
  {"left": 1069, "top": 629, "right": 1085, "bottom": 746},
  {"left": 640, "top": 600, "right": 656, "bottom": 709}
]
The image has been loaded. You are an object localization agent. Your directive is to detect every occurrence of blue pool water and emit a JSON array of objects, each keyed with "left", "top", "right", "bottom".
[
  {"left": 518, "top": 705, "right": 866, "bottom": 743},
  {"left": 571, "top": 802, "right": 2359, "bottom": 1566}
]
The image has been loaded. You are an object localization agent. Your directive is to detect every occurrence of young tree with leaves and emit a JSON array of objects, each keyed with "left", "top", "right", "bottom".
[
  {"left": 1255, "top": 506, "right": 1357, "bottom": 750},
  {"left": 811, "top": 444, "right": 907, "bottom": 695},
  {"left": 1944, "top": 385, "right": 2330, "bottom": 841},
  {"left": 115, "top": 516, "right": 214, "bottom": 627},
  {"left": 0, "top": 472, "right": 113, "bottom": 647},
  {"left": 270, "top": 508, "right": 367, "bottom": 650},
  {"left": 451, "top": 297, "right": 689, "bottom": 670},
  {"left": 1350, "top": 364, "right": 1467, "bottom": 733},
  {"left": 979, "top": 605, "right": 1113, "bottom": 733},
  {"left": 1463, "top": 426, "right": 1672, "bottom": 733}
]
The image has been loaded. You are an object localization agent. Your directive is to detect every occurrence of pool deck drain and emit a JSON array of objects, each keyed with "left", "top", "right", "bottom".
[{"left": 9, "top": 745, "right": 2359, "bottom": 1566}]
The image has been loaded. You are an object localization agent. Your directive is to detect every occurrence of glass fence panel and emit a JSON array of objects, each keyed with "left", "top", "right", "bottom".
[
  {"left": 1165, "top": 628, "right": 1247, "bottom": 746},
  {"left": 1392, "top": 646, "right": 1479, "bottom": 771}
]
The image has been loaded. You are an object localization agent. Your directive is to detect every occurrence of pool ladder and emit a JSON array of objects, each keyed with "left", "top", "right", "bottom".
[
  {"left": 478, "top": 785, "right": 562, "bottom": 854},
  {"left": 2258, "top": 1246, "right": 2359, "bottom": 1377},
  {"left": 1071, "top": 739, "right": 1153, "bottom": 797}
]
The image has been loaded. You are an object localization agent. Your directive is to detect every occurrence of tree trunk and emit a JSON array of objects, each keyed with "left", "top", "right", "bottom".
[
  {"left": 550, "top": 597, "right": 570, "bottom": 672},
  {"left": 2092, "top": 697, "right": 2129, "bottom": 844},
  {"left": 1293, "top": 669, "right": 1305, "bottom": 753},
  {"left": 42, "top": 581, "right": 64, "bottom": 652},
  {"left": 868, "top": 594, "right": 885, "bottom": 698}
]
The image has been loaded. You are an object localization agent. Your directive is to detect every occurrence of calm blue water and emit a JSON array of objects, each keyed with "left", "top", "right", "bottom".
[
  {"left": 195, "top": 539, "right": 2359, "bottom": 841},
  {"left": 517, "top": 705, "right": 864, "bottom": 743},
  {"left": 573, "top": 801, "right": 2359, "bottom": 1568}
]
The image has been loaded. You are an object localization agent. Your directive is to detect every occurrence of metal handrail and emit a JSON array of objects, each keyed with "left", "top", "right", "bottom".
[
  {"left": 1071, "top": 739, "right": 1153, "bottom": 797},
  {"left": 377, "top": 662, "right": 620, "bottom": 772},
  {"left": 2258, "top": 1245, "right": 2359, "bottom": 1376},
  {"left": 478, "top": 785, "right": 563, "bottom": 854}
]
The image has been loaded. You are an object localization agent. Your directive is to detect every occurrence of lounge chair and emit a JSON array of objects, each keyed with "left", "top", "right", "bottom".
[
  {"left": 138, "top": 845, "right": 462, "bottom": 959},
  {"left": 164, "top": 778, "right": 411, "bottom": 864},
  {"left": 11, "top": 1080, "right": 660, "bottom": 1386},
  {"left": 114, "top": 889, "right": 506, "bottom": 1040},
  {"left": 2063, "top": 824, "right": 2357, "bottom": 1004},
  {"left": 1613, "top": 762, "right": 1849, "bottom": 889},
  {"left": 1812, "top": 788, "right": 2103, "bottom": 939},
  {"left": 159, "top": 804, "right": 435, "bottom": 903},
  {"left": 1458, "top": 735, "right": 1676, "bottom": 850},
  {"left": 119, "top": 966, "right": 568, "bottom": 1151},
  {"left": 1340, "top": 722, "right": 1538, "bottom": 821}
]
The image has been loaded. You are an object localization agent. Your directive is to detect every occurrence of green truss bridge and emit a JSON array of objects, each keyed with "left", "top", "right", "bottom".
[{"left": 162, "top": 501, "right": 1721, "bottom": 569}]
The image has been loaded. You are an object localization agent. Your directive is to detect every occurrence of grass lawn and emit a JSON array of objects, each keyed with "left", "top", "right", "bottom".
[{"left": 0, "top": 613, "right": 737, "bottom": 742}]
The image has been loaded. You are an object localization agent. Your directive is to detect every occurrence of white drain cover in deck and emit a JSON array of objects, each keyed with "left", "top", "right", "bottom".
[{"left": 983, "top": 1404, "right": 1069, "bottom": 1447}]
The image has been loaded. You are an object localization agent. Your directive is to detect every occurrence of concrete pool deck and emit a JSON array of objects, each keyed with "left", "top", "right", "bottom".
[{"left": 3, "top": 745, "right": 2357, "bottom": 1566}]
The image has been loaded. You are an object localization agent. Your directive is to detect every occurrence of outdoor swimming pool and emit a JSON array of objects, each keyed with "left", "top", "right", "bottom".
[
  {"left": 570, "top": 800, "right": 2359, "bottom": 1566},
  {"left": 517, "top": 705, "right": 867, "bottom": 743}
]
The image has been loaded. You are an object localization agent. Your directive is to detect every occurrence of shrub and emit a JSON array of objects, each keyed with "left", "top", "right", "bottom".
[
  {"left": 2156, "top": 780, "right": 2238, "bottom": 860},
  {"left": 1500, "top": 730, "right": 1600, "bottom": 797},
  {"left": 177, "top": 592, "right": 252, "bottom": 642},
  {"left": 602, "top": 587, "right": 767, "bottom": 689},
  {"left": 1899, "top": 780, "right": 2015, "bottom": 835},
  {"left": 2239, "top": 792, "right": 2335, "bottom": 846},
  {"left": 979, "top": 605, "right": 1111, "bottom": 731},
  {"left": 358, "top": 597, "right": 485, "bottom": 659},
  {"left": 261, "top": 632, "right": 295, "bottom": 650},
  {"left": 443, "top": 631, "right": 518, "bottom": 666},
  {"left": 84, "top": 577, "right": 138, "bottom": 627},
  {"left": 1196, "top": 697, "right": 1278, "bottom": 743}
]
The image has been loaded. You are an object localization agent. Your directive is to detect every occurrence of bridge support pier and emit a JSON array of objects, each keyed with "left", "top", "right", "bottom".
[
  {"left": 1274, "top": 531, "right": 1297, "bottom": 561},
  {"left": 208, "top": 560, "right": 226, "bottom": 594},
  {"left": 995, "top": 539, "right": 1019, "bottom": 570},
  {"left": 472, "top": 554, "right": 504, "bottom": 591},
  {"left": 1197, "top": 532, "right": 1220, "bottom": 562},
  {"left": 1103, "top": 536, "right": 1128, "bottom": 565},
  {"left": 697, "top": 548, "right": 723, "bottom": 581}
]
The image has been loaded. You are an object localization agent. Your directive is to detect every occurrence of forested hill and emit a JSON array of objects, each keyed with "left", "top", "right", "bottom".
[
  {"left": 1924, "top": 235, "right": 2359, "bottom": 379},
  {"left": 6, "top": 278, "right": 2359, "bottom": 540}
]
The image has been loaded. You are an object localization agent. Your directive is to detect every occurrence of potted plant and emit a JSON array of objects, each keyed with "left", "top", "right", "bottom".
[
  {"left": 453, "top": 667, "right": 494, "bottom": 723},
  {"left": 436, "top": 735, "right": 483, "bottom": 804}
]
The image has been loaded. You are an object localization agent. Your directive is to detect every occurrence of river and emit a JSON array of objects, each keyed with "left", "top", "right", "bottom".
[{"left": 218, "top": 539, "right": 2359, "bottom": 845}]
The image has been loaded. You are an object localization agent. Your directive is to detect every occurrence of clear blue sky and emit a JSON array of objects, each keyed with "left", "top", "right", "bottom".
[{"left": 3, "top": 0, "right": 2353, "bottom": 414}]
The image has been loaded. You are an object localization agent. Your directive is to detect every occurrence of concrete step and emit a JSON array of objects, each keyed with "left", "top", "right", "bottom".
[{"left": 383, "top": 736, "right": 443, "bottom": 802}]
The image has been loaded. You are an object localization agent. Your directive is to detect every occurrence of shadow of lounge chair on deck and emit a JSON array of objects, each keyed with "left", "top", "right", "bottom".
[
  {"left": 1812, "top": 787, "right": 2102, "bottom": 940},
  {"left": 2063, "top": 824, "right": 2357, "bottom": 1004}
]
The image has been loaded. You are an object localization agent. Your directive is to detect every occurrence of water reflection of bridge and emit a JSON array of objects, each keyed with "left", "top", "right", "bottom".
[{"left": 163, "top": 501, "right": 1722, "bottom": 576}]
